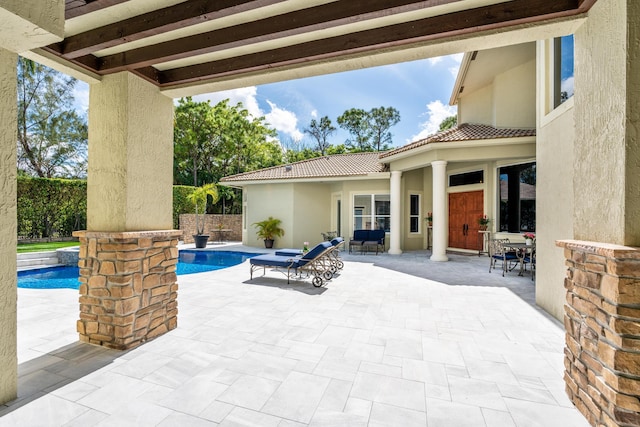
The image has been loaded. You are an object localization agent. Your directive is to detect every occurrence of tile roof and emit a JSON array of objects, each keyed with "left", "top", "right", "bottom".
[
  {"left": 220, "top": 152, "right": 388, "bottom": 183},
  {"left": 380, "top": 123, "right": 536, "bottom": 158}
]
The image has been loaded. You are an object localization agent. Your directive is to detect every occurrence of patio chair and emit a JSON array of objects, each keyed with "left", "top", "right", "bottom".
[
  {"left": 523, "top": 244, "right": 536, "bottom": 281},
  {"left": 250, "top": 241, "right": 335, "bottom": 287},
  {"left": 489, "top": 238, "right": 518, "bottom": 276}
]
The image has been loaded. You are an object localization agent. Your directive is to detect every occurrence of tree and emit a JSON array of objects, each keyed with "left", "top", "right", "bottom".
[
  {"left": 337, "top": 106, "right": 401, "bottom": 152},
  {"left": 337, "top": 108, "right": 371, "bottom": 151},
  {"left": 173, "top": 97, "right": 216, "bottom": 187},
  {"left": 368, "top": 106, "right": 400, "bottom": 151},
  {"left": 438, "top": 115, "right": 457, "bottom": 131},
  {"left": 173, "top": 97, "right": 280, "bottom": 213},
  {"left": 17, "top": 57, "right": 88, "bottom": 178},
  {"left": 303, "top": 116, "right": 336, "bottom": 155}
]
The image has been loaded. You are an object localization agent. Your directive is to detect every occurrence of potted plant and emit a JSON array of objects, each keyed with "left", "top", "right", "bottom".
[
  {"left": 253, "top": 216, "right": 285, "bottom": 248},
  {"left": 478, "top": 215, "right": 491, "bottom": 231},
  {"left": 425, "top": 212, "right": 433, "bottom": 227},
  {"left": 523, "top": 232, "right": 536, "bottom": 245},
  {"left": 187, "top": 183, "right": 219, "bottom": 248}
]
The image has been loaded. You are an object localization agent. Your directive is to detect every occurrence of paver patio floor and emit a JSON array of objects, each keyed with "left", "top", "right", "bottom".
[{"left": 1, "top": 247, "right": 589, "bottom": 426}]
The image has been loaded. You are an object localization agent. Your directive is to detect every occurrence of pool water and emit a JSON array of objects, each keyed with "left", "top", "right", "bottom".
[{"left": 18, "top": 250, "right": 259, "bottom": 290}]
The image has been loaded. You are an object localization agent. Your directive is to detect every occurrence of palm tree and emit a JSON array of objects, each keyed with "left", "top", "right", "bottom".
[{"left": 186, "top": 183, "right": 219, "bottom": 235}]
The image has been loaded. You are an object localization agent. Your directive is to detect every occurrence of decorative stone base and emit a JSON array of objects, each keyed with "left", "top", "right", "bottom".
[
  {"left": 557, "top": 240, "right": 640, "bottom": 427},
  {"left": 73, "top": 230, "right": 182, "bottom": 350}
]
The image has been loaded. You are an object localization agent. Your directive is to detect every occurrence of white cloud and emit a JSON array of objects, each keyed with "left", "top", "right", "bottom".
[
  {"left": 192, "top": 87, "right": 262, "bottom": 117},
  {"left": 409, "top": 100, "right": 457, "bottom": 142},
  {"left": 265, "top": 100, "right": 304, "bottom": 142},
  {"left": 310, "top": 109, "right": 318, "bottom": 118},
  {"left": 561, "top": 76, "right": 574, "bottom": 98},
  {"left": 184, "top": 86, "right": 305, "bottom": 142},
  {"left": 428, "top": 57, "right": 443, "bottom": 66}
]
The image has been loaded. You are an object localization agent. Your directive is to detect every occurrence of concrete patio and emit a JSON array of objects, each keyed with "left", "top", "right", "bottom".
[{"left": 1, "top": 246, "right": 589, "bottom": 426}]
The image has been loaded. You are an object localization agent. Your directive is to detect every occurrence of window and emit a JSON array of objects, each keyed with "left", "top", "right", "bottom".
[
  {"left": 499, "top": 162, "right": 536, "bottom": 233},
  {"left": 554, "top": 35, "right": 574, "bottom": 108},
  {"left": 353, "top": 194, "right": 390, "bottom": 231},
  {"left": 409, "top": 194, "right": 420, "bottom": 233},
  {"left": 449, "top": 170, "right": 484, "bottom": 187}
]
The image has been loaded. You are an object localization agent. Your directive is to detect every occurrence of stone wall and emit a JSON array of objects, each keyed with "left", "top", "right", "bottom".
[
  {"left": 557, "top": 240, "right": 640, "bottom": 427},
  {"left": 180, "top": 214, "right": 242, "bottom": 244},
  {"left": 73, "top": 230, "right": 182, "bottom": 350}
]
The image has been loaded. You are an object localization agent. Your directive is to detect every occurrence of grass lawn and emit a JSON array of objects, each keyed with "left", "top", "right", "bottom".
[{"left": 17, "top": 241, "right": 79, "bottom": 253}]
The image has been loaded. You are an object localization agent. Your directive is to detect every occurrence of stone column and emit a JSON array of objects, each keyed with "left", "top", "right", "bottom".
[
  {"left": 557, "top": 240, "right": 640, "bottom": 427},
  {"left": 80, "top": 72, "right": 177, "bottom": 349},
  {"left": 0, "top": 0, "right": 64, "bottom": 405},
  {"left": 0, "top": 48, "right": 18, "bottom": 405},
  {"left": 74, "top": 230, "right": 182, "bottom": 349},
  {"left": 388, "top": 170, "right": 402, "bottom": 255},
  {"left": 430, "top": 161, "right": 448, "bottom": 262}
]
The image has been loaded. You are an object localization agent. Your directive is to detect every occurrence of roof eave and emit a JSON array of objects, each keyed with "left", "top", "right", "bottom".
[
  {"left": 220, "top": 172, "right": 391, "bottom": 187},
  {"left": 382, "top": 135, "right": 536, "bottom": 163}
]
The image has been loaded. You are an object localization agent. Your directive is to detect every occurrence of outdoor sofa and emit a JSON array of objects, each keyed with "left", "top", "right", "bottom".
[{"left": 349, "top": 229, "right": 386, "bottom": 254}]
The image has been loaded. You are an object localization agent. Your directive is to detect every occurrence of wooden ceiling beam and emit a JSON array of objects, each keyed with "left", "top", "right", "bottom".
[
  {"left": 65, "top": 0, "right": 131, "bottom": 20},
  {"left": 94, "top": 0, "right": 458, "bottom": 73},
  {"left": 154, "top": 0, "right": 581, "bottom": 86},
  {"left": 52, "top": 0, "right": 288, "bottom": 58}
]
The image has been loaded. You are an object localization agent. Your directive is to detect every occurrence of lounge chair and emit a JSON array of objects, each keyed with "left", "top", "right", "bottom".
[
  {"left": 275, "top": 237, "right": 345, "bottom": 273},
  {"left": 250, "top": 241, "right": 334, "bottom": 287}
]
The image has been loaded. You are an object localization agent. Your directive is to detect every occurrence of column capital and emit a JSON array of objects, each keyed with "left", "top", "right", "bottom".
[
  {"left": 431, "top": 160, "right": 448, "bottom": 167},
  {"left": 390, "top": 170, "right": 403, "bottom": 177}
]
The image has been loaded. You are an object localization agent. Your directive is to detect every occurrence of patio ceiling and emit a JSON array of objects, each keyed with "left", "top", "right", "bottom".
[{"left": 42, "top": 0, "right": 596, "bottom": 94}]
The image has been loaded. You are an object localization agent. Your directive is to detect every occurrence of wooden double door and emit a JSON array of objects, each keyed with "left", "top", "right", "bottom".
[{"left": 449, "top": 190, "right": 484, "bottom": 251}]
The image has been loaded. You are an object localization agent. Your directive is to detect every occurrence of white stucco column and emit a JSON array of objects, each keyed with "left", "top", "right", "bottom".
[
  {"left": 388, "top": 170, "right": 402, "bottom": 254},
  {"left": 0, "top": 48, "right": 18, "bottom": 405},
  {"left": 88, "top": 72, "right": 174, "bottom": 231},
  {"left": 430, "top": 161, "right": 448, "bottom": 262},
  {"left": 0, "top": 0, "right": 64, "bottom": 405}
]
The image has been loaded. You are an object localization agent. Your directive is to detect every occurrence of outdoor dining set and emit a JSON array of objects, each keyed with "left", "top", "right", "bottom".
[{"left": 488, "top": 238, "right": 536, "bottom": 280}]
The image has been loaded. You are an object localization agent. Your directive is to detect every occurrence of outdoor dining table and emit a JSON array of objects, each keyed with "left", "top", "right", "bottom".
[{"left": 503, "top": 242, "right": 534, "bottom": 276}]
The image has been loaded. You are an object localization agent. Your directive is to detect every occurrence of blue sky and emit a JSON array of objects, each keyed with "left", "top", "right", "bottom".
[{"left": 74, "top": 53, "right": 463, "bottom": 150}]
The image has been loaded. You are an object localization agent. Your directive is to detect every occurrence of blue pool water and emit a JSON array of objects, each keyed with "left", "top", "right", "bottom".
[{"left": 18, "top": 250, "right": 259, "bottom": 290}]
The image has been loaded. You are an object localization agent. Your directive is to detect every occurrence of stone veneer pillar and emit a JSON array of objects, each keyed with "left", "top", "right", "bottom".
[
  {"left": 73, "top": 230, "right": 182, "bottom": 350},
  {"left": 557, "top": 240, "right": 640, "bottom": 427}
]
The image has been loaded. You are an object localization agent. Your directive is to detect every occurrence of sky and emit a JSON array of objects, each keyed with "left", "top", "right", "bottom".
[{"left": 73, "top": 53, "right": 463, "bottom": 150}]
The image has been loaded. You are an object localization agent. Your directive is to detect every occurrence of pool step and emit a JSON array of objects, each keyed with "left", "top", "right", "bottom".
[{"left": 17, "top": 251, "right": 60, "bottom": 268}]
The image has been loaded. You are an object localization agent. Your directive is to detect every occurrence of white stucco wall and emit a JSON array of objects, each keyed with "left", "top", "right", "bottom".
[
  {"left": 0, "top": 48, "right": 17, "bottom": 404},
  {"left": 292, "top": 183, "right": 332, "bottom": 247},
  {"left": 403, "top": 169, "right": 425, "bottom": 251},
  {"left": 244, "top": 183, "right": 295, "bottom": 248},
  {"left": 493, "top": 59, "right": 536, "bottom": 128},
  {"left": 574, "top": 0, "right": 640, "bottom": 246},
  {"left": 458, "top": 84, "right": 493, "bottom": 125},
  {"left": 88, "top": 72, "right": 174, "bottom": 232},
  {"left": 536, "top": 95, "right": 575, "bottom": 319}
]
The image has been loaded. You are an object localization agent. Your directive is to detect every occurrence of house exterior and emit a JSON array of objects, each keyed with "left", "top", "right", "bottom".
[{"left": 221, "top": 42, "right": 538, "bottom": 263}]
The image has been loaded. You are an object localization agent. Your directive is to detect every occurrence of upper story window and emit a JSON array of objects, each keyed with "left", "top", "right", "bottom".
[
  {"left": 554, "top": 35, "right": 574, "bottom": 108},
  {"left": 449, "top": 170, "right": 484, "bottom": 187}
]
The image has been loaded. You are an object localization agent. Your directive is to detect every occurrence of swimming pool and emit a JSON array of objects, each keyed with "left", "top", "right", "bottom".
[{"left": 18, "top": 250, "right": 260, "bottom": 290}]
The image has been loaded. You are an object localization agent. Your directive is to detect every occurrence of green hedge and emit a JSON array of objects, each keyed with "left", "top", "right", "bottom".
[
  {"left": 173, "top": 185, "right": 196, "bottom": 229},
  {"left": 17, "top": 178, "right": 198, "bottom": 238},
  {"left": 17, "top": 177, "right": 87, "bottom": 239}
]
